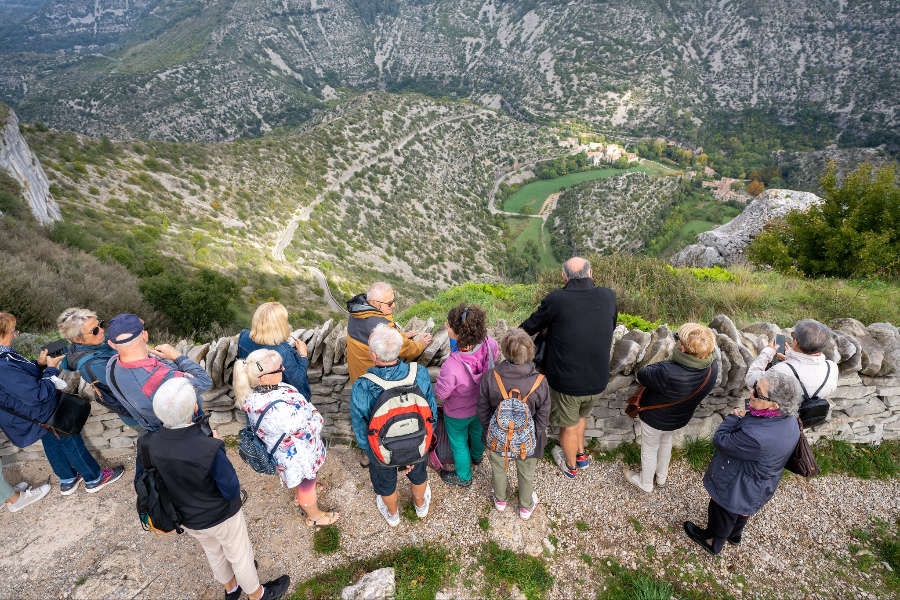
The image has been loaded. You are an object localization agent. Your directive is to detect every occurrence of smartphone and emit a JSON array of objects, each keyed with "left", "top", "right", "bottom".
[
  {"left": 40, "top": 339, "right": 69, "bottom": 358},
  {"left": 775, "top": 334, "right": 786, "bottom": 355}
]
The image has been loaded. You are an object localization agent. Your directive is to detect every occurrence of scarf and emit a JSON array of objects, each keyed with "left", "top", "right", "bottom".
[
  {"left": 671, "top": 347, "right": 716, "bottom": 369},
  {"left": 748, "top": 408, "right": 782, "bottom": 418}
]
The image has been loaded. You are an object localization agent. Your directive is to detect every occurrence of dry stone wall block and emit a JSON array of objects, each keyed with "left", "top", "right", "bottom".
[
  {"left": 609, "top": 339, "right": 640, "bottom": 376},
  {"left": 834, "top": 318, "right": 883, "bottom": 376},
  {"left": 636, "top": 325, "right": 675, "bottom": 371},
  {"left": 187, "top": 343, "right": 210, "bottom": 364},
  {"left": 418, "top": 326, "right": 448, "bottom": 366},
  {"left": 867, "top": 323, "right": 900, "bottom": 377}
]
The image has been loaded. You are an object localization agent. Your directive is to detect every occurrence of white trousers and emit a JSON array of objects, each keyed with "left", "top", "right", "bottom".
[
  {"left": 184, "top": 509, "right": 259, "bottom": 593},
  {"left": 638, "top": 420, "right": 674, "bottom": 490}
]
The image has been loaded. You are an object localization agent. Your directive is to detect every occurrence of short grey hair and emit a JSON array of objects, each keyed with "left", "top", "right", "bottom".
[
  {"left": 369, "top": 323, "right": 403, "bottom": 362},
  {"left": 367, "top": 281, "right": 393, "bottom": 304},
  {"left": 153, "top": 378, "right": 197, "bottom": 428},
  {"left": 761, "top": 371, "right": 802, "bottom": 417},
  {"left": 793, "top": 319, "right": 831, "bottom": 354},
  {"left": 563, "top": 257, "right": 591, "bottom": 280},
  {"left": 57, "top": 308, "right": 97, "bottom": 341}
]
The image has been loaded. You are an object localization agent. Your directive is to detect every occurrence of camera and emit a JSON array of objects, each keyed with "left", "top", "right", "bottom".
[{"left": 41, "top": 339, "right": 69, "bottom": 358}]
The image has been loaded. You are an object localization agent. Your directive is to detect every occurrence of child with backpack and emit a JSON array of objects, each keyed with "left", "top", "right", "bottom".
[
  {"left": 477, "top": 329, "right": 550, "bottom": 520},
  {"left": 434, "top": 303, "right": 499, "bottom": 488}
]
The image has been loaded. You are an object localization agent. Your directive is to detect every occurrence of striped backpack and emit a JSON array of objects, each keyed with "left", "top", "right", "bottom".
[
  {"left": 361, "top": 363, "right": 435, "bottom": 468},
  {"left": 487, "top": 371, "right": 543, "bottom": 467}
]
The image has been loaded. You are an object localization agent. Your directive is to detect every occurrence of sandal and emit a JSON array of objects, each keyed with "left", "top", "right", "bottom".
[
  {"left": 306, "top": 511, "right": 340, "bottom": 527},
  {"left": 293, "top": 483, "right": 326, "bottom": 505}
]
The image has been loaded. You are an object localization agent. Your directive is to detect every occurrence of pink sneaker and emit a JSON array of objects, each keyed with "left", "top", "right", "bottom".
[
  {"left": 492, "top": 490, "right": 506, "bottom": 512},
  {"left": 520, "top": 492, "right": 539, "bottom": 520}
]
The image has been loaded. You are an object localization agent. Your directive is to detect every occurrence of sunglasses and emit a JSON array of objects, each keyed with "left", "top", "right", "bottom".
[
  {"left": 374, "top": 298, "right": 396, "bottom": 308},
  {"left": 83, "top": 320, "right": 105, "bottom": 337},
  {"left": 752, "top": 382, "right": 770, "bottom": 401},
  {"left": 261, "top": 365, "right": 285, "bottom": 377}
]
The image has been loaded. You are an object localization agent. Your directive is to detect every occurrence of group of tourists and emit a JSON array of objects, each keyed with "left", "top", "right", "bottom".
[{"left": 0, "top": 255, "right": 838, "bottom": 597}]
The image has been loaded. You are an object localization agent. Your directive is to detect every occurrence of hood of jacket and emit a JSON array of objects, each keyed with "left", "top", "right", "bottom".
[
  {"left": 449, "top": 337, "right": 498, "bottom": 379},
  {"left": 348, "top": 293, "right": 382, "bottom": 317}
]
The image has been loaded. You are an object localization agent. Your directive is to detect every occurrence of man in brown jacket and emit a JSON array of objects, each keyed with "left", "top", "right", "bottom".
[
  {"left": 346, "top": 282, "right": 432, "bottom": 385},
  {"left": 477, "top": 329, "right": 550, "bottom": 520}
]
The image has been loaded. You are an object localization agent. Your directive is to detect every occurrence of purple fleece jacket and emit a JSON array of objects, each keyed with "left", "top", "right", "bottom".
[{"left": 434, "top": 336, "right": 499, "bottom": 418}]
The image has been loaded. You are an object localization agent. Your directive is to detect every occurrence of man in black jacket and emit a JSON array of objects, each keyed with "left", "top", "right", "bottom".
[{"left": 520, "top": 257, "right": 617, "bottom": 478}]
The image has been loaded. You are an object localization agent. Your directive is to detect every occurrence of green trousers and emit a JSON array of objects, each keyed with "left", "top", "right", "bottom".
[
  {"left": 488, "top": 452, "right": 537, "bottom": 511},
  {"left": 444, "top": 415, "right": 485, "bottom": 482},
  {"left": 0, "top": 457, "right": 15, "bottom": 504}
]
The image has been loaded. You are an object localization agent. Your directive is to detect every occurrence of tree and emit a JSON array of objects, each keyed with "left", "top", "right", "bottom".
[
  {"left": 748, "top": 180, "right": 765, "bottom": 196},
  {"left": 746, "top": 163, "right": 900, "bottom": 278},
  {"left": 139, "top": 268, "right": 239, "bottom": 335}
]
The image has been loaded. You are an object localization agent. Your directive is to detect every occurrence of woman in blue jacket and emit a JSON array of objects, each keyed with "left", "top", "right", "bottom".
[
  {"left": 0, "top": 312, "right": 124, "bottom": 495},
  {"left": 684, "top": 370, "right": 802, "bottom": 555},
  {"left": 237, "top": 302, "right": 310, "bottom": 400}
]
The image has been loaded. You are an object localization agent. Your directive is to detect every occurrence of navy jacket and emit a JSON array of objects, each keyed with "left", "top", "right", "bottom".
[
  {"left": 0, "top": 351, "right": 59, "bottom": 447},
  {"left": 703, "top": 413, "right": 800, "bottom": 515},
  {"left": 520, "top": 277, "right": 617, "bottom": 396},
  {"left": 636, "top": 356, "right": 717, "bottom": 432},
  {"left": 237, "top": 330, "right": 311, "bottom": 401}
]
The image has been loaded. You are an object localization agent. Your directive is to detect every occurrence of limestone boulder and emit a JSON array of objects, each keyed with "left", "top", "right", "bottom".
[
  {"left": 212, "top": 337, "right": 229, "bottom": 387},
  {"left": 636, "top": 325, "right": 675, "bottom": 371},
  {"left": 669, "top": 244, "right": 724, "bottom": 268},
  {"left": 401, "top": 317, "right": 427, "bottom": 335},
  {"left": 341, "top": 568, "right": 395, "bottom": 600},
  {"left": 867, "top": 323, "right": 900, "bottom": 377},
  {"left": 187, "top": 343, "right": 210, "bottom": 364},
  {"left": 224, "top": 335, "right": 239, "bottom": 383},
  {"left": 709, "top": 314, "right": 740, "bottom": 343},
  {"left": 622, "top": 328, "right": 651, "bottom": 362},
  {"left": 322, "top": 323, "right": 343, "bottom": 375},
  {"left": 418, "top": 326, "right": 449, "bottom": 366},
  {"left": 310, "top": 319, "right": 334, "bottom": 364},
  {"left": 487, "top": 496, "right": 549, "bottom": 557},
  {"left": 833, "top": 318, "right": 883, "bottom": 376},
  {"left": 487, "top": 319, "right": 509, "bottom": 342},
  {"left": 832, "top": 330, "right": 862, "bottom": 374},
  {"left": 716, "top": 333, "right": 747, "bottom": 393},
  {"left": 610, "top": 338, "right": 641, "bottom": 376}
]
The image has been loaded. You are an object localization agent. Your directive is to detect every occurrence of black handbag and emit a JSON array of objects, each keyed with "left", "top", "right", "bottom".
[
  {"left": 784, "top": 416, "right": 821, "bottom": 477},
  {"left": 0, "top": 391, "right": 91, "bottom": 438},
  {"left": 532, "top": 329, "right": 548, "bottom": 369},
  {"left": 785, "top": 363, "right": 831, "bottom": 429}
]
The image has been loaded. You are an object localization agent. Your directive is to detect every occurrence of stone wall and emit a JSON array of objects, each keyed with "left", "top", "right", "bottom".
[{"left": 3, "top": 313, "right": 900, "bottom": 464}]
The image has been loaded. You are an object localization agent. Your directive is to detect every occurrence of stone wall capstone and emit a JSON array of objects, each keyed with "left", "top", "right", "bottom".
[{"left": 2, "top": 315, "right": 900, "bottom": 463}]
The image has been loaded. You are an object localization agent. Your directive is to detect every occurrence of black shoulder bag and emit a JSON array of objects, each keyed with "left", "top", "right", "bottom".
[
  {"left": 134, "top": 433, "right": 184, "bottom": 535},
  {"left": 785, "top": 362, "right": 831, "bottom": 429}
]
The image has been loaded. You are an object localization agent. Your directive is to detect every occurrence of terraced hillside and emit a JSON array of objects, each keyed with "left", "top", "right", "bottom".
[
  {"left": 0, "top": 0, "right": 897, "bottom": 142},
  {"left": 16, "top": 92, "right": 552, "bottom": 310}
]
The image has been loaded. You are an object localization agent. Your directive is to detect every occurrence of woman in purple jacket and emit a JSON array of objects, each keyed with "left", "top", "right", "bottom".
[{"left": 434, "top": 303, "right": 498, "bottom": 488}]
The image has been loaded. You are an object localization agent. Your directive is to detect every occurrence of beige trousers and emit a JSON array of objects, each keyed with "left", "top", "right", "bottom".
[
  {"left": 184, "top": 508, "right": 259, "bottom": 593},
  {"left": 639, "top": 420, "right": 674, "bottom": 490}
]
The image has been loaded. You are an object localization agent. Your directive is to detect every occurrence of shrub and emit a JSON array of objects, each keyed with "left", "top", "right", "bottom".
[
  {"left": 617, "top": 313, "right": 661, "bottom": 332},
  {"left": 139, "top": 268, "right": 239, "bottom": 336},
  {"left": 668, "top": 265, "right": 737, "bottom": 282}
]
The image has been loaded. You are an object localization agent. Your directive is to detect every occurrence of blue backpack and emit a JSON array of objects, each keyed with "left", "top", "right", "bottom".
[
  {"left": 238, "top": 400, "right": 286, "bottom": 475},
  {"left": 487, "top": 371, "right": 543, "bottom": 467}
]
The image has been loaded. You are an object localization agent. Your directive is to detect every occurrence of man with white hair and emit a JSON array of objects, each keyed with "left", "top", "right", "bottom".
[
  {"left": 105, "top": 313, "right": 212, "bottom": 431},
  {"left": 346, "top": 282, "right": 433, "bottom": 385},
  {"left": 350, "top": 324, "right": 437, "bottom": 527},
  {"left": 136, "top": 378, "right": 290, "bottom": 600}
]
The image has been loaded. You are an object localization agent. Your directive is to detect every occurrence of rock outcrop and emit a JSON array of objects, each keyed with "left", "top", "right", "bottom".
[
  {"left": 670, "top": 189, "right": 822, "bottom": 268},
  {"left": 0, "top": 104, "right": 61, "bottom": 226}
]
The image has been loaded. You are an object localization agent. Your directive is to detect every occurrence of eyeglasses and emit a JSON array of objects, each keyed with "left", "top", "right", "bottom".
[
  {"left": 83, "top": 320, "right": 105, "bottom": 337},
  {"left": 373, "top": 298, "right": 396, "bottom": 308},
  {"left": 752, "top": 383, "right": 770, "bottom": 401},
  {"left": 261, "top": 365, "right": 285, "bottom": 377},
  {"left": 673, "top": 332, "right": 680, "bottom": 341}
]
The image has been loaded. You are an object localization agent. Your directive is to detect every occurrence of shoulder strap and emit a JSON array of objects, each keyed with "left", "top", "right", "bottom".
[
  {"left": 108, "top": 358, "right": 154, "bottom": 429},
  {"left": 360, "top": 363, "right": 418, "bottom": 391},
  {"left": 493, "top": 370, "right": 510, "bottom": 399},
  {"left": 783, "top": 363, "right": 811, "bottom": 401},
  {"left": 108, "top": 357, "right": 126, "bottom": 398},
  {"left": 252, "top": 399, "right": 286, "bottom": 435},
  {"left": 138, "top": 432, "right": 154, "bottom": 470},
  {"left": 521, "top": 374, "right": 545, "bottom": 403},
  {"left": 811, "top": 362, "right": 831, "bottom": 399},
  {"left": 639, "top": 365, "right": 713, "bottom": 413},
  {"left": 0, "top": 402, "right": 47, "bottom": 429}
]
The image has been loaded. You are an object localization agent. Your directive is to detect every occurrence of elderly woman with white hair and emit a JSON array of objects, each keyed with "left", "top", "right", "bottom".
[
  {"left": 233, "top": 349, "right": 337, "bottom": 527},
  {"left": 136, "top": 378, "right": 290, "bottom": 600},
  {"left": 684, "top": 370, "right": 803, "bottom": 556}
]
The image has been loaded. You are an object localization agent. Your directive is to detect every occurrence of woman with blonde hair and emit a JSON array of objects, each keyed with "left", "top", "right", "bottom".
[
  {"left": 233, "top": 349, "right": 338, "bottom": 526},
  {"left": 623, "top": 323, "right": 718, "bottom": 493},
  {"left": 237, "top": 302, "right": 310, "bottom": 401}
]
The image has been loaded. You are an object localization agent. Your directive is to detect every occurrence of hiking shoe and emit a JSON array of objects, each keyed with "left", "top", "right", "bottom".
[
  {"left": 440, "top": 470, "right": 472, "bottom": 488},
  {"left": 259, "top": 575, "right": 291, "bottom": 600},
  {"left": 359, "top": 453, "right": 370, "bottom": 468},
  {"left": 60, "top": 475, "right": 83, "bottom": 496},
  {"left": 85, "top": 466, "right": 125, "bottom": 493},
  {"left": 520, "top": 492, "right": 539, "bottom": 520},
  {"left": 7, "top": 484, "right": 50, "bottom": 513},
  {"left": 224, "top": 585, "right": 242, "bottom": 600},
  {"left": 491, "top": 490, "right": 506, "bottom": 512},
  {"left": 376, "top": 495, "right": 400, "bottom": 527},
  {"left": 415, "top": 483, "right": 431, "bottom": 519},
  {"left": 683, "top": 521, "right": 719, "bottom": 556},
  {"left": 552, "top": 446, "right": 577, "bottom": 478},
  {"left": 576, "top": 452, "right": 590, "bottom": 468},
  {"left": 471, "top": 455, "right": 483, "bottom": 467},
  {"left": 240, "top": 488, "right": 249, "bottom": 505},
  {"left": 727, "top": 534, "right": 741, "bottom": 546},
  {"left": 622, "top": 468, "right": 653, "bottom": 493}
]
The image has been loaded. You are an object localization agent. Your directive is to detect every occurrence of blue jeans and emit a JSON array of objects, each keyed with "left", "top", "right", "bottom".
[{"left": 41, "top": 433, "right": 102, "bottom": 483}]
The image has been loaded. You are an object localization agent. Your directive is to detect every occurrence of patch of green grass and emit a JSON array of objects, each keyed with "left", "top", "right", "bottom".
[
  {"left": 291, "top": 544, "right": 458, "bottom": 600},
  {"left": 576, "top": 521, "right": 589, "bottom": 531},
  {"left": 478, "top": 541, "right": 554, "bottom": 600},
  {"left": 581, "top": 553, "right": 593, "bottom": 565},
  {"left": 75, "top": 578, "right": 86, "bottom": 586},
  {"left": 618, "top": 442, "right": 641, "bottom": 467},
  {"left": 400, "top": 501, "right": 421, "bottom": 523},
  {"left": 815, "top": 439, "right": 900, "bottom": 479},
  {"left": 312, "top": 524, "right": 340, "bottom": 555},
  {"left": 398, "top": 281, "right": 536, "bottom": 327},
  {"left": 847, "top": 517, "right": 900, "bottom": 595},
  {"left": 628, "top": 518, "right": 643, "bottom": 533},
  {"left": 507, "top": 216, "right": 556, "bottom": 270},
  {"left": 479, "top": 516, "right": 490, "bottom": 531},
  {"left": 597, "top": 560, "right": 675, "bottom": 600},
  {"left": 677, "top": 436, "right": 715, "bottom": 472}
]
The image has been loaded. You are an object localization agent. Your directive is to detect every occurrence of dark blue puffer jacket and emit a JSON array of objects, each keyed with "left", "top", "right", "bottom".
[{"left": 0, "top": 351, "right": 59, "bottom": 447}]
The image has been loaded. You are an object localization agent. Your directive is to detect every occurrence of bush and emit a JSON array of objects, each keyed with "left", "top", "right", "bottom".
[
  {"left": 668, "top": 265, "right": 737, "bottom": 282},
  {"left": 139, "top": 268, "right": 239, "bottom": 336},
  {"left": 617, "top": 313, "right": 661, "bottom": 332}
]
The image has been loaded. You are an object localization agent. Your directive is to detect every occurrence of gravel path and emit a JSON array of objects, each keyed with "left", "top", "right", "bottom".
[{"left": 0, "top": 444, "right": 897, "bottom": 599}]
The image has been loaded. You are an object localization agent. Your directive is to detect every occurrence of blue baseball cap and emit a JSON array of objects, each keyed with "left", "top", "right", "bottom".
[{"left": 108, "top": 314, "right": 144, "bottom": 344}]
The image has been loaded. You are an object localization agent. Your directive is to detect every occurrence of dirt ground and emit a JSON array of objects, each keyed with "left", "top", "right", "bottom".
[{"left": 1, "top": 443, "right": 898, "bottom": 599}]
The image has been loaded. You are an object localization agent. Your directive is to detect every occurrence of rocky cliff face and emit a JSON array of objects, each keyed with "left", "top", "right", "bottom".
[
  {"left": 670, "top": 188, "right": 821, "bottom": 268},
  {"left": 0, "top": 105, "right": 61, "bottom": 226},
  {"left": 0, "top": 0, "right": 897, "bottom": 141}
]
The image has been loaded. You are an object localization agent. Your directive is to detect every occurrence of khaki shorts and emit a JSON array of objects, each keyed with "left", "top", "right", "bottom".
[{"left": 550, "top": 388, "right": 601, "bottom": 428}]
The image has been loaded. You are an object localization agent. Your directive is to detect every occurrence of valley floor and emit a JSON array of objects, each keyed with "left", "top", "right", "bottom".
[{"left": 0, "top": 444, "right": 897, "bottom": 599}]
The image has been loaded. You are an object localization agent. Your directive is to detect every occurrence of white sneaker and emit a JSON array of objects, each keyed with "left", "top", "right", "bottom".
[
  {"left": 376, "top": 495, "right": 400, "bottom": 527},
  {"left": 415, "top": 484, "right": 431, "bottom": 519},
  {"left": 7, "top": 484, "right": 50, "bottom": 513},
  {"left": 622, "top": 468, "right": 653, "bottom": 493},
  {"left": 0, "top": 482, "right": 29, "bottom": 511},
  {"left": 520, "top": 492, "right": 539, "bottom": 520}
]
